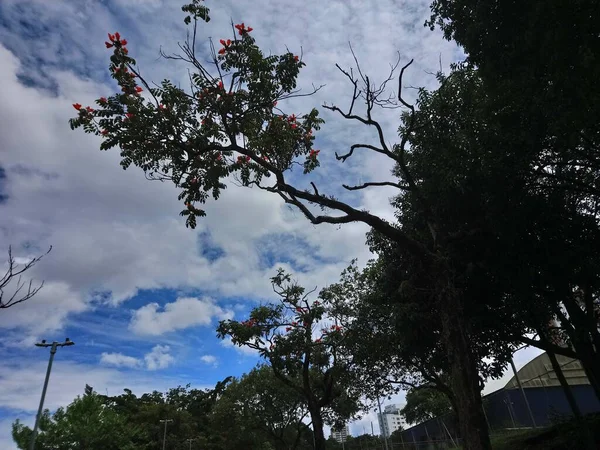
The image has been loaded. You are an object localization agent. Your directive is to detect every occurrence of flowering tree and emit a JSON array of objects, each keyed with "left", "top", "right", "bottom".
[
  {"left": 70, "top": 2, "right": 495, "bottom": 449},
  {"left": 216, "top": 269, "right": 361, "bottom": 450}
]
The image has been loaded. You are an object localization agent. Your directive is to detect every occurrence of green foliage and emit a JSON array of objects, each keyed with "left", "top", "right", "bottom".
[
  {"left": 12, "top": 385, "right": 142, "bottom": 450},
  {"left": 401, "top": 387, "right": 452, "bottom": 425},
  {"left": 211, "top": 365, "right": 311, "bottom": 450},
  {"left": 217, "top": 269, "right": 363, "bottom": 449},
  {"left": 70, "top": 5, "right": 322, "bottom": 229}
]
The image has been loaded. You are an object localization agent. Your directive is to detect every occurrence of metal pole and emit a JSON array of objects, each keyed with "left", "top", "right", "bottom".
[
  {"left": 29, "top": 339, "right": 74, "bottom": 450},
  {"left": 509, "top": 357, "right": 537, "bottom": 428},
  {"left": 377, "top": 398, "right": 389, "bottom": 450},
  {"left": 160, "top": 419, "right": 173, "bottom": 450},
  {"left": 186, "top": 438, "right": 197, "bottom": 450}
]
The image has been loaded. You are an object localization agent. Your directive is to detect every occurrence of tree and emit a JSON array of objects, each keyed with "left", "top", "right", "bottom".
[
  {"left": 12, "top": 385, "right": 141, "bottom": 450},
  {"left": 211, "top": 365, "right": 311, "bottom": 450},
  {"left": 69, "top": 3, "right": 496, "bottom": 448},
  {"left": 427, "top": 0, "right": 600, "bottom": 401},
  {"left": 322, "top": 260, "right": 457, "bottom": 408},
  {"left": 1, "top": 245, "right": 51, "bottom": 309},
  {"left": 401, "top": 387, "right": 452, "bottom": 425},
  {"left": 217, "top": 269, "right": 362, "bottom": 450},
  {"left": 101, "top": 381, "right": 231, "bottom": 449}
]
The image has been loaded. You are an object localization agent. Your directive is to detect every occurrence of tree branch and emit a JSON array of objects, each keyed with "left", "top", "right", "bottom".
[
  {"left": 343, "top": 181, "right": 410, "bottom": 191},
  {"left": 1, "top": 246, "right": 52, "bottom": 309}
]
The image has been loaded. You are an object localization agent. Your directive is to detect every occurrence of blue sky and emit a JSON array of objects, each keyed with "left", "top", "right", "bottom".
[{"left": 0, "top": 0, "right": 542, "bottom": 447}]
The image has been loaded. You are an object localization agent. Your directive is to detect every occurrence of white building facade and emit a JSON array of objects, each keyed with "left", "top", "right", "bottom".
[
  {"left": 331, "top": 424, "right": 350, "bottom": 443},
  {"left": 378, "top": 404, "right": 407, "bottom": 438}
]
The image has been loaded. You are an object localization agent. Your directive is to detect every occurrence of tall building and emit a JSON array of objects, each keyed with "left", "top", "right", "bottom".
[
  {"left": 378, "top": 404, "right": 406, "bottom": 438},
  {"left": 331, "top": 424, "right": 350, "bottom": 443}
]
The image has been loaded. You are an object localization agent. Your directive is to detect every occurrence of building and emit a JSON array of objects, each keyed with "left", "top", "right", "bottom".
[
  {"left": 331, "top": 424, "right": 350, "bottom": 443},
  {"left": 396, "top": 352, "right": 600, "bottom": 445},
  {"left": 378, "top": 404, "right": 406, "bottom": 438}
]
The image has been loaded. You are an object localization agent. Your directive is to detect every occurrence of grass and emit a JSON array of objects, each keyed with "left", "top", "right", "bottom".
[{"left": 490, "top": 413, "right": 600, "bottom": 450}]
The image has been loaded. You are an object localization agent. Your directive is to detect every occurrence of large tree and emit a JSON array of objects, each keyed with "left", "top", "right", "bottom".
[
  {"left": 427, "top": 0, "right": 600, "bottom": 400},
  {"left": 13, "top": 385, "right": 142, "bottom": 450},
  {"left": 69, "top": 3, "right": 502, "bottom": 448},
  {"left": 211, "top": 365, "right": 311, "bottom": 450},
  {"left": 217, "top": 269, "right": 362, "bottom": 450}
]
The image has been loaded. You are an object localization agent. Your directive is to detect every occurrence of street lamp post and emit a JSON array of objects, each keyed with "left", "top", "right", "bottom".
[
  {"left": 509, "top": 356, "right": 537, "bottom": 428},
  {"left": 29, "top": 338, "right": 75, "bottom": 450},
  {"left": 160, "top": 419, "right": 173, "bottom": 450},
  {"left": 186, "top": 437, "right": 197, "bottom": 449}
]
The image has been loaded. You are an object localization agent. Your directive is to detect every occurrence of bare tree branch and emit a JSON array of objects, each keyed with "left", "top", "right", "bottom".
[
  {"left": 0, "top": 246, "right": 52, "bottom": 309},
  {"left": 342, "top": 181, "right": 410, "bottom": 191}
]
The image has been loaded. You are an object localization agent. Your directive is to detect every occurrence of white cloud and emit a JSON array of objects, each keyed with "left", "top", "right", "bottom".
[
  {"left": 220, "top": 336, "right": 261, "bottom": 357},
  {"left": 0, "top": 280, "right": 87, "bottom": 335},
  {"left": 101, "top": 346, "right": 176, "bottom": 371},
  {"left": 129, "top": 296, "right": 233, "bottom": 336},
  {"left": 0, "top": 0, "right": 457, "bottom": 338},
  {"left": 100, "top": 352, "right": 142, "bottom": 369},
  {"left": 144, "top": 345, "right": 174, "bottom": 370},
  {"left": 200, "top": 354, "right": 218, "bottom": 367}
]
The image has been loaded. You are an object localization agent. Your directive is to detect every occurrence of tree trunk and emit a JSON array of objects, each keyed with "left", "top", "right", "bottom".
[
  {"left": 545, "top": 345, "right": 595, "bottom": 450},
  {"left": 439, "top": 290, "right": 491, "bottom": 450},
  {"left": 559, "top": 293, "right": 600, "bottom": 401},
  {"left": 544, "top": 341, "right": 583, "bottom": 420},
  {"left": 309, "top": 408, "right": 326, "bottom": 450}
]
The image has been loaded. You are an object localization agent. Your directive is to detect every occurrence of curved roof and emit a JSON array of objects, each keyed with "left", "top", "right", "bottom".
[{"left": 504, "top": 352, "right": 589, "bottom": 389}]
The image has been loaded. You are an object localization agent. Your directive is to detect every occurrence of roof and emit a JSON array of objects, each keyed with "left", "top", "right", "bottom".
[{"left": 504, "top": 352, "right": 589, "bottom": 389}]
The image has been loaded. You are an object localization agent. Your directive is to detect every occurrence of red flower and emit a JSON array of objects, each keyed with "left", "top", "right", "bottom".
[
  {"left": 296, "top": 307, "right": 302, "bottom": 312},
  {"left": 115, "top": 32, "right": 121, "bottom": 40},
  {"left": 217, "top": 81, "right": 224, "bottom": 90},
  {"left": 273, "top": 101, "right": 278, "bottom": 107},
  {"left": 122, "top": 47, "right": 128, "bottom": 54},
  {"left": 309, "top": 149, "right": 320, "bottom": 158},
  {"left": 121, "top": 39, "right": 127, "bottom": 46},
  {"left": 287, "top": 114, "right": 296, "bottom": 122},
  {"left": 218, "top": 39, "right": 232, "bottom": 54},
  {"left": 290, "top": 123, "right": 297, "bottom": 129},
  {"left": 294, "top": 55, "right": 299, "bottom": 62},
  {"left": 234, "top": 23, "right": 253, "bottom": 35},
  {"left": 105, "top": 42, "right": 113, "bottom": 48},
  {"left": 216, "top": 154, "right": 222, "bottom": 161},
  {"left": 108, "top": 33, "right": 115, "bottom": 41},
  {"left": 158, "top": 104, "right": 166, "bottom": 110},
  {"left": 86, "top": 106, "right": 94, "bottom": 113},
  {"left": 315, "top": 338, "right": 322, "bottom": 343},
  {"left": 292, "top": 321, "right": 298, "bottom": 326},
  {"left": 125, "top": 113, "right": 134, "bottom": 119},
  {"left": 286, "top": 327, "right": 292, "bottom": 332},
  {"left": 135, "top": 86, "right": 143, "bottom": 93},
  {"left": 72, "top": 103, "right": 82, "bottom": 110},
  {"left": 99, "top": 97, "right": 107, "bottom": 104},
  {"left": 129, "top": 72, "right": 136, "bottom": 78},
  {"left": 245, "top": 155, "right": 251, "bottom": 163},
  {"left": 101, "top": 129, "right": 109, "bottom": 135}
]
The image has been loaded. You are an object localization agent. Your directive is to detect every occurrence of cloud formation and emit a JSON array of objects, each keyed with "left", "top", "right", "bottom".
[{"left": 129, "top": 296, "right": 234, "bottom": 336}]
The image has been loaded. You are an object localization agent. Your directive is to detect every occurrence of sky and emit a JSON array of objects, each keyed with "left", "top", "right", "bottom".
[{"left": 0, "top": 0, "right": 543, "bottom": 447}]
